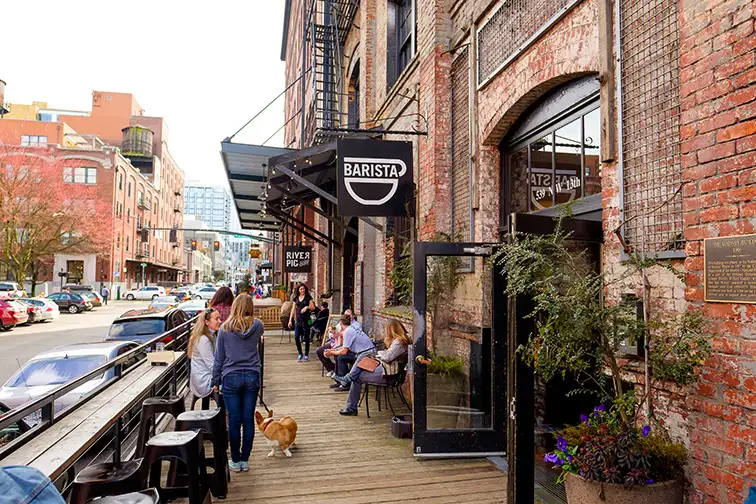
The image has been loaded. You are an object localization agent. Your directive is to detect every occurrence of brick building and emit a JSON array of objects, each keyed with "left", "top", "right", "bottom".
[
  {"left": 0, "top": 87, "right": 186, "bottom": 292},
  {"left": 220, "top": 0, "right": 755, "bottom": 501}
]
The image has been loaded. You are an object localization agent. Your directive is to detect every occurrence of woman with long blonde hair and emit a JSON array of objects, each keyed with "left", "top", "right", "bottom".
[
  {"left": 212, "top": 294, "right": 264, "bottom": 472},
  {"left": 188, "top": 308, "right": 221, "bottom": 403},
  {"left": 332, "top": 319, "right": 410, "bottom": 416}
]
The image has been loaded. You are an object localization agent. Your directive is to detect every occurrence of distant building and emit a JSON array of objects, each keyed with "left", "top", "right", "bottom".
[
  {"left": 183, "top": 183, "right": 235, "bottom": 241},
  {"left": 0, "top": 86, "right": 186, "bottom": 291}
]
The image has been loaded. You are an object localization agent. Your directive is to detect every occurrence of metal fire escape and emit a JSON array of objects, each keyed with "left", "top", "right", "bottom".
[{"left": 305, "top": 0, "right": 359, "bottom": 145}]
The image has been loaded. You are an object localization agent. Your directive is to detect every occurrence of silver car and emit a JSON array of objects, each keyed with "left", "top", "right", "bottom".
[
  {"left": 17, "top": 298, "right": 60, "bottom": 322},
  {"left": 0, "top": 341, "right": 140, "bottom": 425}
]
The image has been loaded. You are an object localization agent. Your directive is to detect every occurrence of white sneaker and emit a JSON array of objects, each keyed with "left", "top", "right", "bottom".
[{"left": 326, "top": 371, "right": 335, "bottom": 378}]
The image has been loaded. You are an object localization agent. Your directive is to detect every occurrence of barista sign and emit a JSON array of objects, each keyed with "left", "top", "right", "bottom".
[
  {"left": 337, "top": 138, "right": 414, "bottom": 217},
  {"left": 285, "top": 246, "right": 312, "bottom": 273}
]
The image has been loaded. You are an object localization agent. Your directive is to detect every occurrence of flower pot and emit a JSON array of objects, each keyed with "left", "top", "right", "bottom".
[{"left": 564, "top": 474, "right": 683, "bottom": 504}]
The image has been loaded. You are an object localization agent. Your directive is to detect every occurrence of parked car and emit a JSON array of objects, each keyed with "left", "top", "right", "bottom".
[
  {"left": 123, "top": 286, "right": 166, "bottom": 301},
  {"left": 0, "top": 300, "right": 29, "bottom": 330},
  {"left": 0, "top": 283, "right": 25, "bottom": 300},
  {"left": 105, "top": 308, "right": 190, "bottom": 344},
  {"left": 13, "top": 299, "right": 40, "bottom": 325},
  {"left": 171, "top": 289, "right": 192, "bottom": 302},
  {"left": 46, "top": 292, "right": 92, "bottom": 314},
  {"left": 194, "top": 287, "right": 217, "bottom": 300},
  {"left": 80, "top": 291, "right": 103, "bottom": 307},
  {"left": 177, "top": 299, "right": 208, "bottom": 318},
  {"left": 17, "top": 298, "right": 59, "bottom": 322},
  {"left": 0, "top": 341, "right": 140, "bottom": 425},
  {"left": 148, "top": 296, "right": 178, "bottom": 311},
  {"left": 63, "top": 284, "right": 94, "bottom": 293}
]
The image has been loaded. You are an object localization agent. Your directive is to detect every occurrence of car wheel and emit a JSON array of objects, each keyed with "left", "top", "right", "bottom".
[
  {"left": 126, "top": 294, "right": 135, "bottom": 301},
  {"left": 152, "top": 294, "right": 159, "bottom": 300},
  {"left": 68, "top": 305, "right": 79, "bottom": 314},
  {"left": 0, "top": 323, "right": 6, "bottom": 331},
  {"left": 194, "top": 295, "right": 202, "bottom": 300}
]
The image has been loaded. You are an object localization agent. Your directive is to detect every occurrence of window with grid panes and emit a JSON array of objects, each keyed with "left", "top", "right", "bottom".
[
  {"left": 451, "top": 47, "right": 471, "bottom": 240},
  {"left": 387, "top": 0, "right": 415, "bottom": 88}
]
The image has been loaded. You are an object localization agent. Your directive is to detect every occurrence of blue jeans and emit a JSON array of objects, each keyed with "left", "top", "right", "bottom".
[
  {"left": 336, "top": 350, "right": 357, "bottom": 376},
  {"left": 222, "top": 370, "right": 259, "bottom": 463},
  {"left": 294, "top": 323, "right": 310, "bottom": 356}
]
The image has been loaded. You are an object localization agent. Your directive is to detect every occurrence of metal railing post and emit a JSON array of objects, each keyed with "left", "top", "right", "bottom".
[{"left": 112, "top": 418, "right": 122, "bottom": 468}]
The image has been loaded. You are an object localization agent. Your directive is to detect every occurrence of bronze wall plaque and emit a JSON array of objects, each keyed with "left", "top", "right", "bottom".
[{"left": 704, "top": 234, "right": 756, "bottom": 304}]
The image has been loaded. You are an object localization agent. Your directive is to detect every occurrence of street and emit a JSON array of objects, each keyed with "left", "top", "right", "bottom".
[{"left": 0, "top": 300, "right": 151, "bottom": 385}]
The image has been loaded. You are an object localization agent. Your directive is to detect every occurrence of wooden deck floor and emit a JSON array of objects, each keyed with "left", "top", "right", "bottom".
[{"left": 214, "top": 332, "right": 507, "bottom": 503}]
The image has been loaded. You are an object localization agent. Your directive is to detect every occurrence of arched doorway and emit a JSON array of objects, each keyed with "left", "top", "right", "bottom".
[{"left": 499, "top": 75, "right": 603, "bottom": 503}]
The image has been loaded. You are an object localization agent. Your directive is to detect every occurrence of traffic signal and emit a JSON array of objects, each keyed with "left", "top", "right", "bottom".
[
  {"left": 214, "top": 241, "right": 220, "bottom": 251},
  {"left": 191, "top": 239, "right": 197, "bottom": 251}
]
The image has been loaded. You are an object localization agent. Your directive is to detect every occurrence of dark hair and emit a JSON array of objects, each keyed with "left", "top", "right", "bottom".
[
  {"left": 209, "top": 286, "right": 234, "bottom": 307},
  {"left": 339, "top": 314, "right": 352, "bottom": 326},
  {"left": 297, "top": 284, "right": 310, "bottom": 297},
  {"left": 321, "top": 301, "right": 329, "bottom": 309}
]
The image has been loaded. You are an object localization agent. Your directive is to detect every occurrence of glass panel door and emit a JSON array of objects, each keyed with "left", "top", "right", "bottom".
[{"left": 412, "top": 242, "right": 506, "bottom": 456}]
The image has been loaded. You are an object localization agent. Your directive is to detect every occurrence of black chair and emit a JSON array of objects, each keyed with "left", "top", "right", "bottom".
[
  {"left": 358, "top": 361, "right": 411, "bottom": 419},
  {"left": 136, "top": 396, "right": 185, "bottom": 458},
  {"left": 143, "top": 430, "right": 208, "bottom": 504},
  {"left": 70, "top": 460, "right": 145, "bottom": 504},
  {"left": 174, "top": 408, "right": 229, "bottom": 499},
  {"left": 84, "top": 488, "right": 159, "bottom": 504}
]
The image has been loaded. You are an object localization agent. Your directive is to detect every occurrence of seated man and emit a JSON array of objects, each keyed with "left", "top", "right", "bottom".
[
  {"left": 324, "top": 314, "right": 374, "bottom": 391},
  {"left": 315, "top": 324, "right": 340, "bottom": 376}
]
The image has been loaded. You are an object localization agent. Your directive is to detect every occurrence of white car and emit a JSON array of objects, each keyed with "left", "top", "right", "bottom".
[
  {"left": 17, "top": 298, "right": 59, "bottom": 322},
  {"left": 123, "top": 286, "right": 166, "bottom": 301},
  {"left": 194, "top": 287, "right": 217, "bottom": 300},
  {"left": 0, "top": 282, "right": 25, "bottom": 300}
]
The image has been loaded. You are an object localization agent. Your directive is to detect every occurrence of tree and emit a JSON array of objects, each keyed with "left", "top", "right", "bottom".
[{"left": 0, "top": 143, "right": 113, "bottom": 294}]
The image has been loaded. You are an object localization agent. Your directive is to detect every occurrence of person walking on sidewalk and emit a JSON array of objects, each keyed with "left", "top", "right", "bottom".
[
  {"left": 100, "top": 285, "right": 109, "bottom": 305},
  {"left": 288, "top": 283, "right": 314, "bottom": 361},
  {"left": 212, "top": 294, "right": 264, "bottom": 473}
]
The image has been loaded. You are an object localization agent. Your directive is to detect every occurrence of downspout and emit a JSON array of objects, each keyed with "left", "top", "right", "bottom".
[{"left": 327, "top": 203, "right": 334, "bottom": 293}]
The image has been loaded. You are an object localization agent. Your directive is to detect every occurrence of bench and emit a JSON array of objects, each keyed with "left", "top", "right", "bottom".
[{"left": 0, "top": 354, "right": 184, "bottom": 482}]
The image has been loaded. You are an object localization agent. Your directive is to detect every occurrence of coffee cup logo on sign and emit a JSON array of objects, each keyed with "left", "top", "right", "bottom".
[
  {"left": 342, "top": 157, "right": 408, "bottom": 206},
  {"left": 337, "top": 139, "right": 414, "bottom": 217}
]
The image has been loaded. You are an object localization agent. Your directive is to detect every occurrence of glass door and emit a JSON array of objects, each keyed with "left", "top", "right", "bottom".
[{"left": 412, "top": 241, "right": 507, "bottom": 456}]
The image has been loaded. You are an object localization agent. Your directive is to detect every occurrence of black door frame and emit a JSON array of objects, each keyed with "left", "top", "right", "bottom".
[{"left": 412, "top": 241, "right": 507, "bottom": 457}]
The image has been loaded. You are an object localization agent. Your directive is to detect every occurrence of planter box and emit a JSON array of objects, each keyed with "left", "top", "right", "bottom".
[{"left": 564, "top": 474, "right": 683, "bottom": 504}]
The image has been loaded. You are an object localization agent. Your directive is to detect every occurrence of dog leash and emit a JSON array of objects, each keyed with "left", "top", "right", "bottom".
[{"left": 259, "top": 395, "right": 271, "bottom": 414}]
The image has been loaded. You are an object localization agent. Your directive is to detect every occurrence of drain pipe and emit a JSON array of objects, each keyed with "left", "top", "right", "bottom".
[{"left": 327, "top": 203, "right": 334, "bottom": 293}]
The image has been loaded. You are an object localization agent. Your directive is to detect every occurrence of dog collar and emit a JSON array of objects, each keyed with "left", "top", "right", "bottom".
[{"left": 262, "top": 418, "right": 274, "bottom": 433}]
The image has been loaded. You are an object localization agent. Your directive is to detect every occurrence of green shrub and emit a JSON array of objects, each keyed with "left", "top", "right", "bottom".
[{"left": 427, "top": 355, "right": 464, "bottom": 378}]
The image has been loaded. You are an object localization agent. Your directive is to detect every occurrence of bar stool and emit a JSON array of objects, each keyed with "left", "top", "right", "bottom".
[
  {"left": 175, "top": 408, "right": 229, "bottom": 498},
  {"left": 136, "top": 396, "right": 185, "bottom": 458},
  {"left": 143, "top": 430, "right": 208, "bottom": 504},
  {"left": 70, "top": 460, "right": 145, "bottom": 504},
  {"left": 84, "top": 487, "right": 159, "bottom": 504}
]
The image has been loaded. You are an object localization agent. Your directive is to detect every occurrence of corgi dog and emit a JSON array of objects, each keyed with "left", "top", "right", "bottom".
[{"left": 254, "top": 410, "right": 298, "bottom": 458}]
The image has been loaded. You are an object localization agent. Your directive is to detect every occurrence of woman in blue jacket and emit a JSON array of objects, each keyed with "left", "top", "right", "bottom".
[{"left": 212, "top": 294, "right": 264, "bottom": 472}]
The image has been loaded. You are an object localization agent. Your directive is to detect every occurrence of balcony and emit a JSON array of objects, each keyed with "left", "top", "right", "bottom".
[
  {"left": 174, "top": 190, "right": 181, "bottom": 197},
  {"left": 173, "top": 206, "right": 181, "bottom": 213},
  {"left": 137, "top": 199, "right": 151, "bottom": 211},
  {"left": 135, "top": 252, "right": 150, "bottom": 259}
]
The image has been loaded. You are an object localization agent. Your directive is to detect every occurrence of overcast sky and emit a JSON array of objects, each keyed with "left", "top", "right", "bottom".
[{"left": 2, "top": 0, "right": 286, "bottom": 187}]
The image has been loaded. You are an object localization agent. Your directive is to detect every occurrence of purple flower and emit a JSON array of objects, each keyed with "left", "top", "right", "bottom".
[
  {"left": 580, "top": 414, "right": 589, "bottom": 423},
  {"left": 644, "top": 478, "right": 655, "bottom": 485},
  {"left": 641, "top": 425, "right": 651, "bottom": 437},
  {"left": 557, "top": 435, "right": 568, "bottom": 451},
  {"left": 593, "top": 404, "right": 605, "bottom": 413},
  {"left": 544, "top": 453, "right": 560, "bottom": 464}
]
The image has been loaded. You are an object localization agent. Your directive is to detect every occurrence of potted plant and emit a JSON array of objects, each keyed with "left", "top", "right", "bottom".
[
  {"left": 493, "top": 218, "right": 710, "bottom": 503},
  {"left": 425, "top": 354, "right": 466, "bottom": 429},
  {"left": 545, "top": 401, "right": 686, "bottom": 503}
]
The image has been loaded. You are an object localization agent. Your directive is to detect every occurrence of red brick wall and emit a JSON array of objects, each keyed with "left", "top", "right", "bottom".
[{"left": 678, "top": 0, "right": 756, "bottom": 502}]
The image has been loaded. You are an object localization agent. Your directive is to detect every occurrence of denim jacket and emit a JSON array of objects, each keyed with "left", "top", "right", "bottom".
[{"left": 0, "top": 466, "right": 65, "bottom": 504}]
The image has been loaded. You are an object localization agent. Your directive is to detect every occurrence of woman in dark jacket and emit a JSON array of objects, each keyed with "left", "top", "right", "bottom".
[
  {"left": 212, "top": 294, "right": 264, "bottom": 472},
  {"left": 287, "top": 283, "right": 314, "bottom": 361}
]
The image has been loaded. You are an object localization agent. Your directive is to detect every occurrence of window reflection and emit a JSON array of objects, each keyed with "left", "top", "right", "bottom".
[
  {"left": 554, "top": 118, "right": 583, "bottom": 205},
  {"left": 530, "top": 135, "right": 553, "bottom": 210},
  {"left": 583, "top": 108, "right": 602, "bottom": 197}
]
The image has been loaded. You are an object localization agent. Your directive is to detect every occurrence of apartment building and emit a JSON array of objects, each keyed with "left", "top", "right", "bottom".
[{"left": 0, "top": 86, "right": 186, "bottom": 291}]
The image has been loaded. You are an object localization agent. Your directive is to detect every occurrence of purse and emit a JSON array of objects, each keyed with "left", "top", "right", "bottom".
[{"left": 356, "top": 356, "right": 381, "bottom": 372}]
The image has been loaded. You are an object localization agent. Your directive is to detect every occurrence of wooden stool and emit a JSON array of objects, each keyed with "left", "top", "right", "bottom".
[
  {"left": 70, "top": 460, "right": 144, "bottom": 504},
  {"left": 175, "top": 408, "right": 229, "bottom": 499},
  {"left": 143, "top": 431, "right": 208, "bottom": 504},
  {"left": 136, "top": 396, "right": 185, "bottom": 458}
]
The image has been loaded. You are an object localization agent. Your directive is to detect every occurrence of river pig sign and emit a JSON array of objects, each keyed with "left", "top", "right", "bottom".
[
  {"left": 337, "top": 138, "right": 414, "bottom": 217},
  {"left": 285, "top": 246, "right": 312, "bottom": 273}
]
